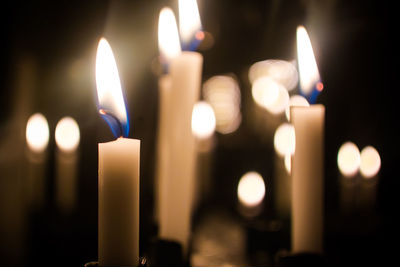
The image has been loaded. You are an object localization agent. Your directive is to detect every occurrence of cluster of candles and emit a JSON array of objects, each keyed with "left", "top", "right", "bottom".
[{"left": 22, "top": 0, "right": 382, "bottom": 266}]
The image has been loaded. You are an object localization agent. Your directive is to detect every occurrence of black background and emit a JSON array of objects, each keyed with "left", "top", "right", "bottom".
[{"left": 1, "top": 0, "right": 397, "bottom": 266}]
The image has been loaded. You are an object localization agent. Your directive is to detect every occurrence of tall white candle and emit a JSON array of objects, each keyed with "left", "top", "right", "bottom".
[
  {"left": 95, "top": 37, "right": 140, "bottom": 267},
  {"left": 291, "top": 105, "right": 325, "bottom": 253}
]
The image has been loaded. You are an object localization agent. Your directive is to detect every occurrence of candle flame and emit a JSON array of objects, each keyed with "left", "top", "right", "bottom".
[
  {"left": 296, "top": 26, "right": 321, "bottom": 102},
  {"left": 179, "top": 0, "right": 202, "bottom": 50},
  {"left": 95, "top": 37, "right": 129, "bottom": 138},
  {"left": 158, "top": 7, "right": 181, "bottom": 66}
]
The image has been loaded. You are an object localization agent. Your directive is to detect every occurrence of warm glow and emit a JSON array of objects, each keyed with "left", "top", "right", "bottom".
[
  {"left": 284, "top": 154, "right": 292, "bottom": 174},
  {"left": 274, "top": 123, "right": 295, "bottom": 157},
  {"left": 158, "top": 7, "right": 181, "bottom": 63},
  {"left": 26, "top": 113, "right": 49, "bottom": 153},
  {"left": 248, "top": 59, "right": 298, "bottom": 91},
  {"left": 252, "top": 77, "right": 289, "bottom": 114},
  {"left": 95, "top": 37, "right": 129, "bottom": 137},
  {"left": 55, "top": 117, "right": 80, "bottom": 152},
  {"left": 360, "top": 146, "right": 381, "bottom": 178},
  {"left": 179, "top": 0, "right": 202, "bottom": 47},
  {"left": 237, "top": 172, "right": 265, "bottom": 207},
  {"left": 285, "top": 95, "right": 309, "bottom": 121},
  {"left": 296, "top": 25, "right": 321, "bottom": 96},
  {"left": 203, "top": 76, "right": 241, "bottom": 134},
  {"left": 191, "top": 101, "right": 216, "bottom": 139},
  {"left": 337, "top": 142, "right": 361, "bottom": 177}
]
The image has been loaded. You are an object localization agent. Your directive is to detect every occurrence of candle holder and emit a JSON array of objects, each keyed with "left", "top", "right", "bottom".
[
  {"left": 84, "top": 257, "right": 147, "bottom": 267},
  {"left": 275, "top": 250, "right": 328, "bottom": 267}
]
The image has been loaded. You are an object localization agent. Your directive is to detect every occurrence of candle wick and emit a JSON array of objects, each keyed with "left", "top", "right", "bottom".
[{"left": 99, "top": 108, "right": 124, "bottom": 138}]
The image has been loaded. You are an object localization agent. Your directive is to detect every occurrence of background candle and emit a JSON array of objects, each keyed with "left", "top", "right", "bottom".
[
  {"left": 291, "top": 105, "right": 325, "bottom": 253},
  {"left": 96, "top": 38, "right": 140, "bottom": 267},
  {"left": 55, "top": 116, "right": 80, "bottom": 214}
]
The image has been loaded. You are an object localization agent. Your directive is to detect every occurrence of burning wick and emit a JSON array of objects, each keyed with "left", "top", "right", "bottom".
[{"left": 99, "top": 109, "right": 124, "bottom": 138}]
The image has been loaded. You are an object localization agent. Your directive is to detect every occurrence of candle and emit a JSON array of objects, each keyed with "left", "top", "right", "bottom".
[
  {"left": 25, "top": 112, "right": 49, "bottom": 210},
  {"left": 158, "top": 2, "right": 203, "bottom": 255},
  {"left": 291, "top": 25, "right": 325, "bottom": 253},
  {"left": 55, "top": 116, "right": 80, "bottom": 214},
  {"left": 95, "top": 38, "right": 140, "bottom": 267},
  {"left": 155, "top": 7, "right": 180, "bottom": 224}
]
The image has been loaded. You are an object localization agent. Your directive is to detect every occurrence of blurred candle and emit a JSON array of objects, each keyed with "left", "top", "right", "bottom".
[
  {"left": 291, "top": 25, "right": 324, "bottom": 254},
  {"left": 155, "top": 7, "right": 181, "bottom": 223},
  {"left": 25, "top": 113, "right": 49, "bottom": 210},
  {"left": 96, "top": 38, "right": 140, "bottom": 267},
  {"left": 158, "top": 2, "right": 203, "bottom": 254},
  {"left": 55, "top": 116, "right": 80, "bottom": 214}
]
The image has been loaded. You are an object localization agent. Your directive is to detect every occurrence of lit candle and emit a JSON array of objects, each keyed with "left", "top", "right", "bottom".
[
  {"left": 155, "top": 7, "right": 181, "bottom": 223},
  {"left": 96, "top": 38, "right": 140, "bottom": 267},
  {"left": 290, "top": 25, "right": 325, "bottom": 253},
  {"left": 55, "top": 116, "right": 80, "bottom": 214},
  {"left": 25, "top": 112, "right": 49, "bottom": 210},
  {"left": 158, "top": 0, "right": 203, "bottom": 254}
]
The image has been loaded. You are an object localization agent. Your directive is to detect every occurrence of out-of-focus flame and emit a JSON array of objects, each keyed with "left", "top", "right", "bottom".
[
  {"left": 158, "top": 7, "right": 181, "bottom": 66},
  {"left": 296, "top": 26, "right": 322, "bottom": 102},
  {"left": 237, "top": 172, "right": 265, "bottom": 207},
  {"left": 274, "top": 123, "right": 296, "bottom": 157},
  {"left": 248, "top": 59, "right": 298, "bottom": 91},
  {"left": 337, "top": 142, "right": 361, "bottom": 177},
  {"left": 179, "top": 0, "right": 203, "bottom": 50},
  {"left": 26, "top": 113, "right": 49, "bottom": 153},
  {"left": 203, "top": 76, "right": 241, "bottom": 134},
  {"left": 191, "top": 101, "right": 216, "bottom": 139},
  {"left": 55, "top": 117, "right": 80, "bottom": 153},
  {"left": 95, "top": 37, "right": 129, "bottom": 138},
  {"left": 360, "top": 146, "right": 381, "bottom": 178}
]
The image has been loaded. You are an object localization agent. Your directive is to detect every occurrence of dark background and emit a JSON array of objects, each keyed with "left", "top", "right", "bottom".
[{"left": 1, "top": 0, "right": 397, "bottom": 266}]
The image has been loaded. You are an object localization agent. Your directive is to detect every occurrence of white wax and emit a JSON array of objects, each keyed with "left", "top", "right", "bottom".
[
  {"left": 159, "top": 51, "right": 203, "bottom": 254},
  {"left": 155, "top": 75, "right": 172, "bottom": 223},
  {"left": 99, "top": 138, "right": 140, "bottom": 267},
  {"left": 291, "top": 105, "right": 325, "bottom": 253}
]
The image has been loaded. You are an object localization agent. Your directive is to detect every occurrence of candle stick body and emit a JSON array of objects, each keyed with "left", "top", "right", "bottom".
[
  {"left": 99, "top": 138, "right": 140, "bottom": 267},
  {"left": 155, "top": 75, "right": 172, "bottom": 223},
  {"left": 291, "top": 105, "right": 324, "bottom": 253},
  {"left": 56, "top": 150, "right": 78, "bottom": 214},
  {"left": 159, "top": 51, "right": 203, "bottom": 254}
]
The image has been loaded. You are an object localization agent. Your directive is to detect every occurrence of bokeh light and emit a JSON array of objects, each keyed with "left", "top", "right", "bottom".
[
  {"left": 337, "top": 142, "right": 361, "bottom": 177},
  {"left": 192, "top": 101, "right": 216, "bottom": 139},
  {"left": 284, "top": 154, "right": 292, "bottom": 174},
  {"left": 274, "top": 123, "right": 295, "bottom": 157},
  {"left": 252, "top": 76, "right": 289, "bottom": 115},
  {"left": 248, "top": 59, "right": 298, "bottom": 91},
  {"left": 203, "top": 76, "right": 241, "bottom": 134},
  {"left": 55, "top": 117, "right": 80, "bottom": 152},
  {"left": 237, "top": 172, "right": 266, "bottom": 207},
  {"left": 360, "top": 146, "right": 381, "bottom": 178},
  {"left": 26, "top": 113, "right": 50, "bottom": 153}
]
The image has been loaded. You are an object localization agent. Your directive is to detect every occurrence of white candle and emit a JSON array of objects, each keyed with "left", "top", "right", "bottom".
[
  {"left": 55, "top": 116, "right": 80, "bottom": 214},
  {"left": 291, "top": 105, "right": 325, "bottom": 253},
  {"left": 95, "top": 37, "right": 140, "bottom": 267}
]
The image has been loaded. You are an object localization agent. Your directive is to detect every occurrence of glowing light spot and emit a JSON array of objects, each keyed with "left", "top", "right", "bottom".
[
  {"left": 252, "top": 77, "right": 289, "bottom": 114},
  {"left": 248, "top": 59, "right": 298, "bottom": 91},
  {"left": 316, "top": 82, "right": 324, "bottom": 92},
  {"left": 237, "top": 172, "right": 265, "bottom": 207},
  {"left": 337, "top": 142, "right": 361, "bottom": 177},
  {"left": 55, "top": 117, "right": 80, "bottom": 152},
  {"left": 274, "top": 123, "right": 296, "bottom": 157},
  {"left": 158, "top": 7, "right": 181, "bottom": 64},
  {"left": 360, "top": 146, "right": 381, "bottom": 178},
  {"left": 191, "top": 101, "right": 216, "bottom": 139},
  {"left": 296, "top": 25, "right": 321, "bottom": 96},
  {"left": 284, "top": 154, "right": 292, "bottom": 174},
  {"left": 195, "top": 31, "right": 205, "bottom": 41},
  {"left": 26, "top": 113, "right": 49, "bottom": 153},
  {"left": 285, "top": 95, "right": 309, "bottom": 121},
  {"left": 203, "top": 76, "right": 241, "bottom": 134}
]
